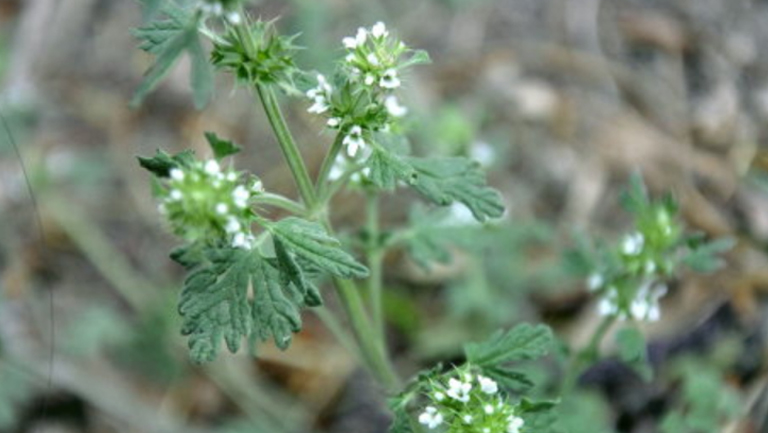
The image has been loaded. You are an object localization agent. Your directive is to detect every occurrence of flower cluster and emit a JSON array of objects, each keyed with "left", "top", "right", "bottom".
[
  {"left": 197, "top": 0, "right": 242, "bottom": 24},
  {"left": 418, "top": 367, "right": 526, "bottom": 433},
  {"left": 586, "top": 181, "right": 684, "bottom": 322},
  {"left": 157, "top": 159, "right": 263, "bottom": 249},
  {"left": 304, "top": 21, "right": 427, "bottom": 163}
]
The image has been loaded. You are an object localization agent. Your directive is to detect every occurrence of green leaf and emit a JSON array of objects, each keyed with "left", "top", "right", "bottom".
[
  {"left": 137, "top": 149, "right": 196, "bottom": 177},
  {"left": 274, "top": 238, "right": 323, "bottom": 307},
  {"left": 178, "top": 247, "right": 309, "bottom": 363},
  {"left": 400, "top": 49, "right": 431, "bottom": 68},
  {"left": 368, "top": 146, "right": 417, "bottom": 190},
  {"left": 270, "top": 217, "right": 369, "bottom": 279},
  {"left": 615, "top": 326, "right": 653, "bottom": 381},
  {"left": 464, "top": 323, "right": 553, "bottom": 367},
  {"left": 408, "top": 156, "right": 504, "bottom": 222},
  {"left": 388, "top": 401, "right": 415, "bottom": 433},
  {"left": 138, "top": 0, "right": 163, "bottom": 22},
  {"left": 131, "top": 6, "right": 213, "bottom": 108},
  {"left": 620, "top": 171, "right": 650, "bottom": 214},
  {"left": 482, "top": 366, "right": 535, "bottom": 391},
  {"left": 683, "top": 237, "right": 735, "bottom": 272},
  {"left": 205, "top": 132, "right": 242, "bottom": 160}
]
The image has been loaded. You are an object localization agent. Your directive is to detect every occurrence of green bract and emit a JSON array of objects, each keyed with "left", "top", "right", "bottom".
[{"left": 211, "top": 18, "right": 301, "bottom": 90}]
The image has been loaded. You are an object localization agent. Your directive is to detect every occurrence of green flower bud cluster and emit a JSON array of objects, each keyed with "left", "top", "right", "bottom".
[
  {"left": 211, "top": 18, "right": 300, "bottom": 88},
  {"left": 585, "top": 176, "right": 730, "bottom": 322},
  {"left": 304, "top": 22, "right": 429, "bottom": 165},
  {"left": 418, "top": 366, "right": 526, "bottom": 433},
  {"left": 158, "top": 158, "right": 263, "bottom": 248}
]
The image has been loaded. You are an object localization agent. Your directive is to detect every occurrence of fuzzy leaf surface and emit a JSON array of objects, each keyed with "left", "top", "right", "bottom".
[
  {"left": 178, "top": 247, "right": 309, "bottom": 363},
  {"left": 271, "top": 217, "right": 369, "bottom": 279},
  {"left": 464, "top": 323, "right": 553, "bottom": 367}
]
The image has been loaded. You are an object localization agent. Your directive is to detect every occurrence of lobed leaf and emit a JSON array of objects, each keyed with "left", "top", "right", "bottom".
[
  {"left": 464, "top": 323, "right": 553, "bottom": 367},
  {"left": 205, "top": 132, "right": 242, "bottom": 160},
  {"left": 271, "top": 217, "right": 369, "bottom": 279}
]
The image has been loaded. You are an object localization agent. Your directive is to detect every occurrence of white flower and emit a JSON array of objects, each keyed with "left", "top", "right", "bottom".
[
  {"left": 366, "top": 52, "right": 380, "bottom": 66},
  {"left": 224, "top": 217, "right": 241, "bottom": 234},
  {"left": 587, "top": 273, "right": 604, "bottom": 291},
  {"left": 434, "top": 391, "right": 445, "bottom": 402},
  {"left": 170, "top": 168, "right": 185, "bottom": 181},
  {"left": 225, "top": 11, "right": 241, "bottom": 24},
  {"left": 204, "top": 160, "right": 220, "bottom": 175},
  {"left": 384, "top": 95, "right": 408, "bottom": 117},
  {"left": 231, "top": 232, "right": 253, "bottom": 249},
  {"left": 371, "top": 21, "right": 388, "bottom": 39},
  {"left": 345, "top": 53, "right": 357, "bottom": 63},
  {"left": 327, "top": 117, "right": 341, "bottom": 128},
  {"left": 418, "top": 406, "right": 443, "bottom": 430},
  {"left": 477, "top": 375, "right": 498, "bottom": 395},
  {"left": 484, "top": 404, "right": 495, "bottom": 414},
  {"left": 622, "top": 232, "right": 644, "bottom": 255},
  {"left": 215, "top": 203, "right": 228, "bottom": 215},
  {"left": 644, "top": 260, "right": 656, "bottom": 274},
  {"left": 328, "top": 156, "right": 345, "bottom": 181},
  {"left": 226, "top": 172, "right": 237, "bottom": 181},
  {"left": 316, "top": 74, "right": 332, "bottom": 93},
  {"left": 597, "top": 292, "right": 618, "bottom": 317},
  {"left": 343, "top": 27, "right": 367, "bottom": 49},
  {"left": 308, "top": 97, "right": 329, "bottom": 114},
  {"left": 233, "top": 185, "right": 249, "bottom": 208},
  {"left": 507, "top": 416, "right": 525, "bottom": 433},
  {"left": 342, "top": 125, "right": 366, "bottom": 157},
  {"left": 446, "top": 377, "right": 472, "bottom": 403},
  {"left": 462, "top": 415, "right": 473, "bottom": 424},
  {"left": 169, "top": 189, "right": 183, "bottom": 201},
  {"left": 470, "top": 141, "right": 496, "bottom": 167},
  {"left": 364, "top": 74, "right": 376, "bottom": 86},
  {"left": 251, "top": 179, "right": 264, "bottom": 193},
  {"left": 483, "top": 429, "right": 490, "bottom": 433},
  {"left": 380, "top": 69, "right": 401, "bottom": 89}
]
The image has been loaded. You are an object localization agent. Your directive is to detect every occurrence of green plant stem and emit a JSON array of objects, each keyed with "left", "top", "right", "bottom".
[
  {"left": 256, "top": 84, "right": 317, "bottom": 209},
  {"left": 252, "top": 192, "right": 306, "bottom": 215},
  {"left": 315, "top": 132, "right": 345, "bottom": 197},
  {"left": 254, "top": 83, "right": 400, "bottom": 392},
  {"left": 365, "top": 190, "right": 386, "bottom": 349},
  {"left": 562, "top": 315, "right": 616, "bottom": 394}
]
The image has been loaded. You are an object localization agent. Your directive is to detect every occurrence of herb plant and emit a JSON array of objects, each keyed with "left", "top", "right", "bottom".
[{"left": 131, "top": 1, "right": 734, "bottom": 431}]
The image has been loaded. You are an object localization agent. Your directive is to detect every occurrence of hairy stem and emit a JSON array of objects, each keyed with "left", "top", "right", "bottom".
[
  {"left": 366, "top": 190, "right": 386, "bottom": 350},
  {"left": 252, "top": 192, "right": 306, "bottom": 215},
  {"left": 254, "top": 83, "right": 400, "bottom": 391},
  {"left": 562, "top": 315, "right": 616, "bottom": 393},
  {"left": 315, "top": 132, "right": 345, "bottom": 198},
  {"left": 256, "top": 84, "right": 317, "bottom": 209}
]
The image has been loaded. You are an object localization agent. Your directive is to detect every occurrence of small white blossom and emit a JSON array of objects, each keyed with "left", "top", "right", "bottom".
[
  {"left": 622, "top": 232, "right": 644, "bottom": 255},
  {"left": 169, "top": 189, "right": 183, "bottom": 201},
  {"left": 384, "top": 95, "right": 408, "bottom": 117},
  {"left": 446, "top": 377, "right": 472, "bottom": 403},
  {"left": 470, "top": 141, "right": 496, "bottom": 167},
  {"left": 328, "top": 156, "right": 345, "bottom": 181},
  {"left": 345, "top": 53, "right": 357, "bottom": 63},
  {"left": 225, "top": 11, "right": 241, "bottom": 24},
  {"left": 507, "top": 416, "right": 525, "bottom": 433},
  {"left": 226, "top": 172, "right": 237, "bottom": 181},
  {"left": 308, "top": 97, "right": 330, "bottom": 114},
  {"left": 327, "top": 117, "right": 341, "bottom": 128},
  {"left": 342, "top": 125, "right": 366, "bottom": 157},
  {"left": 251, "top": 179, "right": 264, "bottom": 193},
  {"left": 462, "top": 415, "right": 473, "bottom": 424},
  {"left": 371, "top": 21, "right": 388, "bottom": 39},
  {"left": 231, "top": 232, "right": 253, "bottom": 249},
  {"left": 644, "top": 260, "right": 656, "bottom": 274},
  {"left": 380, "top": 69, "right": 401, "bottom": 89},
  {"left": 483, "top": 429, "right": 490, "bottom": 433},
  {"left": 224, "top": 217, "right": 241, "bottom": 234},
  {"left": 484, "top": 404, "right": 495, "bottom": 414},
  {"left": 434, "top": 392, "right": 445, "bottom": 402},
  {"left": 343, "top": 27, "right": 367, "bottom": 49},
  {"left": 478, "top": 375, "right": 498, "bottom": 395},
  {"left": 233, "top": 185, "right": 249, "bottom": 208},
  {"left": 418, "top": 406, "right": 443, "bottom": 430},
  {"left": 170, "top": 168, "right": 185, "bottom": 181},
  {"left": 366, "top": 52, "right": 380, "bottom": 66},
  {"left": 364, "top": 74, "right": 376, "bottom": 86},
  {"left": 215, "top": 203, "right": 228, "bottom": 215},
  {"left": 587, "top": 273, "right": 604, "bottom": 291},
  {"left": 204, "top": 160, "right": 221, "bottom": 175},
  {"left": 597, "top": 291, "right": 619, "bottom": 317}
]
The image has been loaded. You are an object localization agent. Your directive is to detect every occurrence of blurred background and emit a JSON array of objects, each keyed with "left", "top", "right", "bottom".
[{"left": 1, "top": 0, "right": 768, "bottom": 432}]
